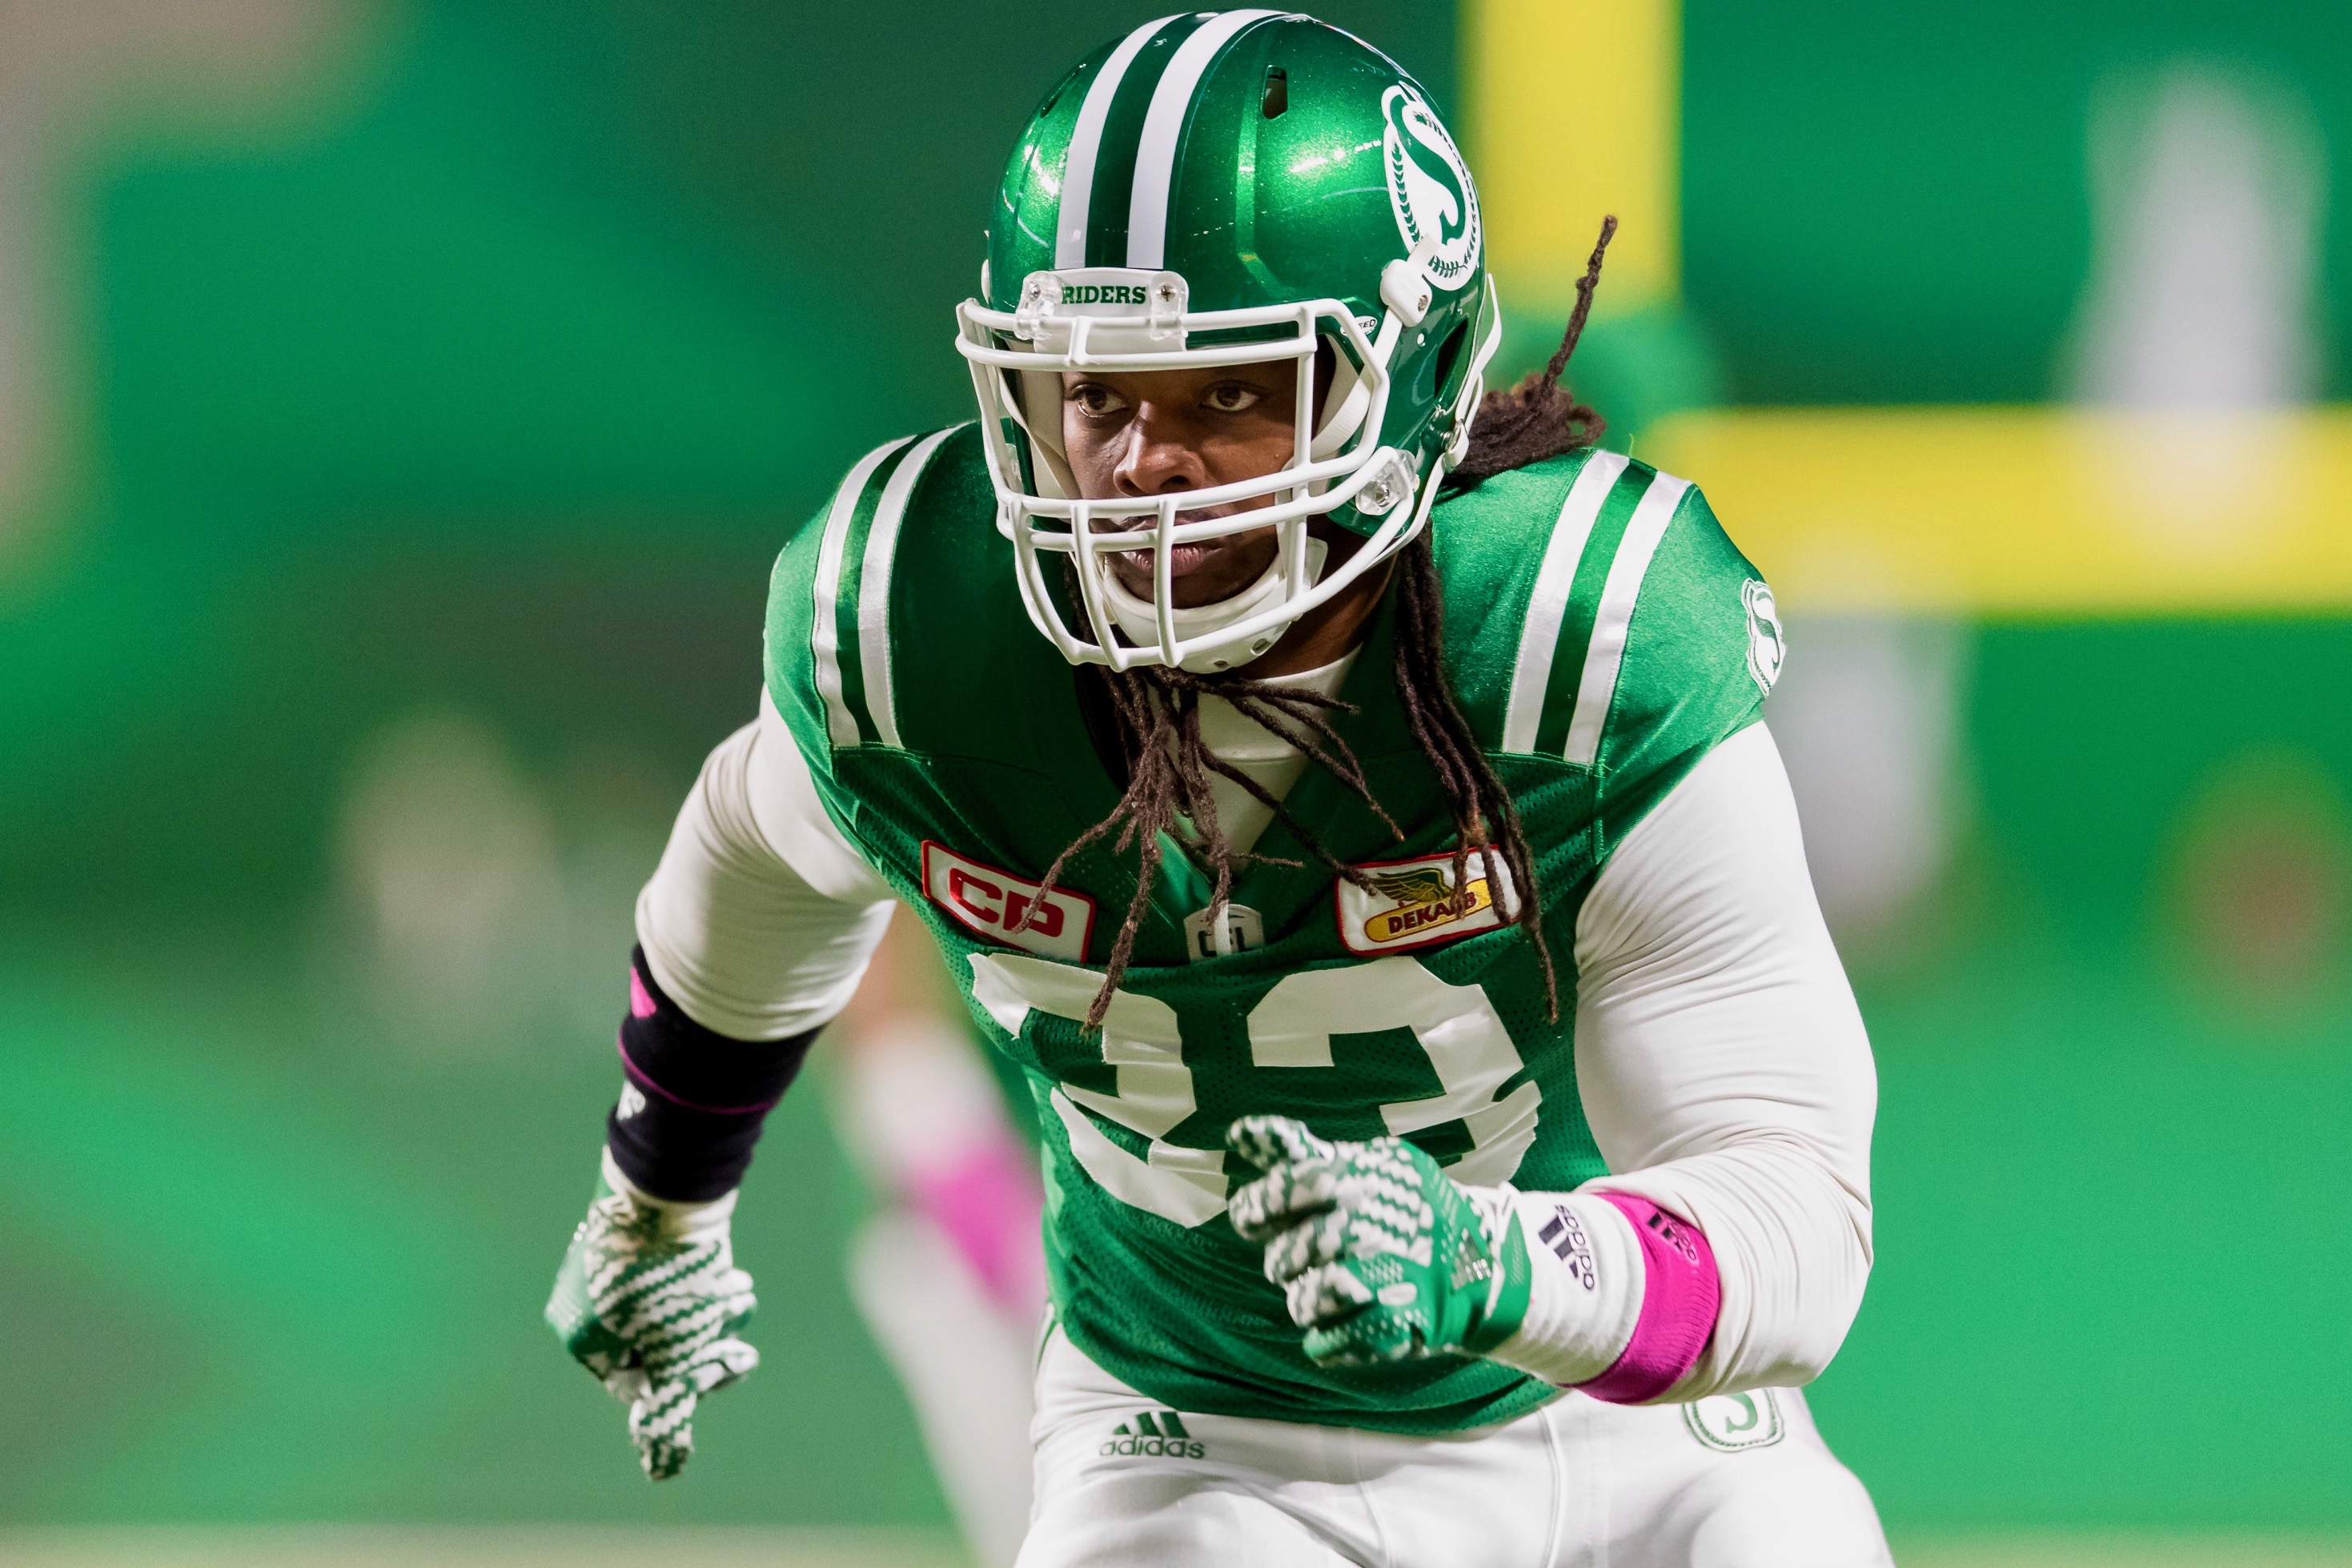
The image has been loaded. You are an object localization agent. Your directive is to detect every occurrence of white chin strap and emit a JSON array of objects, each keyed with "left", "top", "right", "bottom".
[{"left": 1099, "top": 535, "right": 1329, "bottom": 673}]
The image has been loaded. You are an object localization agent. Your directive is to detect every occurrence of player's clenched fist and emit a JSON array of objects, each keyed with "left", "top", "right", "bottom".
[
  {"left": 1226, "top": 1115, "right": 1531, "bottom": 1366},
  {"left": 545, "top": 1153, "right": 760, "bottom": 1479}
]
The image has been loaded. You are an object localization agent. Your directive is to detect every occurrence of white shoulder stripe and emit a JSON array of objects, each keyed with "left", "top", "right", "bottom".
[
  {"left": 1057, "top": 17, "right": 1174, "bottom": 270},
  {"left": 811, "top": 435, "right": 914, "bottom": 748},
  {"left": 1125, "top": 10, "right": 1281, "bottom": 270},
  {"left": 858, "top": 427, "right": 958, "bottom": 750},
  {"left": 1563, "top": 474, "right": 1692, "bottom": 767},
  {"left": 1499, "top": 451, "right": 1630, "bottom": 752}
]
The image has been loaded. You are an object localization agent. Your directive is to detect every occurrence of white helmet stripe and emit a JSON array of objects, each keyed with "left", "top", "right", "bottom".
[
  {"left": 1125, "top": 10, "right": 1282, "bottom": 271},
  {"left": 1055, "top": 16, "right": 1177, "bottom": 270}
]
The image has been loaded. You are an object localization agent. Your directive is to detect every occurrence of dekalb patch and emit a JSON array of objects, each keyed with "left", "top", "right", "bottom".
[
  {"left": 921, "top": 841, "right": 1095, "bottom": 961},
  {"left": 1335, "top": 849, "right": 1516, "bottom": 956}
]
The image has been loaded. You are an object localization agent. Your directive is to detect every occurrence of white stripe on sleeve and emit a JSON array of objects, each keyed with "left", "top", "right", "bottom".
[
  {"left": 1499, "top": 451, "right": 1628, "bottom": 753},
  {"left": 811, "top": 436, "right": 913, "bottom": 749},
  {"left": 858, "top": 427, "right": 958, "bottom": 750},
  {"left": 1561, "top": 474, "right": 1689, "bottom": 766}
]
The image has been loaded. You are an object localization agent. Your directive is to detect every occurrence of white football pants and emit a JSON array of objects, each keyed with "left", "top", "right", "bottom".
[{"left": 1018, "top": 1326, "right": 1891, "bottom": 1568}]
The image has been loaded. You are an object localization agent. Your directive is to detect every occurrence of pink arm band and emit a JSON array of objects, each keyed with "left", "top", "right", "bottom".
[{"left": 1574, "top": 1192, "right": 1720, "bottom": 1404}]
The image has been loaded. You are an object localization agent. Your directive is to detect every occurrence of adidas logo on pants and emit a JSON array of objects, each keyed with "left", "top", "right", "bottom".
[{"left": 1101, "top": 1410, "right": 1206, "bottom": 1459}]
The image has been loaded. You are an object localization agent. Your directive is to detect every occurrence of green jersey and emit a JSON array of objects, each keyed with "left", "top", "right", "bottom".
[{"left": 764, "top": 425, "right": 1776, "bottom": 1434}]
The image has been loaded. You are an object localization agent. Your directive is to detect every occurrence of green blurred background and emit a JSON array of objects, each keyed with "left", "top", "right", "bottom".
[{"left": 3, "top": 0, "right": 2349, "bottom": 1560}]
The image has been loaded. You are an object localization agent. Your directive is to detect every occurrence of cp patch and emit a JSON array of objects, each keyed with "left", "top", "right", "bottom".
[{"left": 921, "top": 841, "right": 1095, "bottom": 962}]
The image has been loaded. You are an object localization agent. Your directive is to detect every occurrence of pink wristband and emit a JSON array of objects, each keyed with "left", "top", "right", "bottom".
[{"left": 1575, "top": 1192, "right": 1720, "bottom": 1404}]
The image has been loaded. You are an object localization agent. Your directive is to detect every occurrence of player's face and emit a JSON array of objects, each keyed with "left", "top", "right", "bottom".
[{"left": 1059, "top": 362, "right": 1298, "bottom": 608}]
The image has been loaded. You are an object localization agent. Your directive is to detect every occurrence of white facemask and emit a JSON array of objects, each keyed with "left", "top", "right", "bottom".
[{"left": 958, "top": 266, "right": 1497, "bottom": 672}]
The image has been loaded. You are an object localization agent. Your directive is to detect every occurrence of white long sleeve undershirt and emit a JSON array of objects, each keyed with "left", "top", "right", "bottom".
[
  {"left": 635, "top": 697, "right": 1875, "bottom": 1396},
  {"left": 1567, "top": 720, "right": 1876, "bottom": 1397},
  {"left": 632, "top": 689, "right": 893, "bottom": 1040}
]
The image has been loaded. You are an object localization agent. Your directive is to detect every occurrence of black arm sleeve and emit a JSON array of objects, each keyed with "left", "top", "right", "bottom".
[{"left": 604, "top": 945, "right": 820, "bottom": 1202}]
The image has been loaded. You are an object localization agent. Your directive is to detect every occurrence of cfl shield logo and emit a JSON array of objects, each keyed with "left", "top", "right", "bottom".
[
  {"left": 1182, "top": 901, "right": 1265, "bottom": 962},
  {"left": 921, "top": 841, "right": 1097, "bottom": 961},
  {"left": 1102, "top": 1410, "right": 1205, "bottom": 1459}
]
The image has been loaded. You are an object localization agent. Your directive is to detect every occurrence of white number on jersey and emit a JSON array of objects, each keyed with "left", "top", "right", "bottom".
[{"left": 969, "top": 952, "right": 1538, "bottom": 1228}]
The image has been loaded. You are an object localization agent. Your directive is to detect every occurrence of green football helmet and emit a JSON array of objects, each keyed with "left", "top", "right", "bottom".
[{"left": 955, "top": 11, "right": 1501, "bottom": 672}]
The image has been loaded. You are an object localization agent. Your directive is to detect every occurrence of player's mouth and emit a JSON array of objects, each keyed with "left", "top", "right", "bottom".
[
  {"left": 1118, "top": 539, "right": 1232, "bottom": 582},
  {"left": 1093, "top": 506, "right": 1275, "bottom": 587},
  {"left": 1102, "top": 521, "right": 1280, "bottom": 608}
]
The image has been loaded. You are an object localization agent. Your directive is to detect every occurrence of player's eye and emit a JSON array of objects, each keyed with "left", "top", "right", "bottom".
[
  {"left": 1202, "top": 382, "right": 1265, "bottom": 415},
  {"left": 1067, "top": 383, "right": 1128, "bottom": 418}
]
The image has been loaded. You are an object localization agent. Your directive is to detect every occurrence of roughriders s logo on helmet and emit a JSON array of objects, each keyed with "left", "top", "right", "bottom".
[{"left": 1383, "top": 85, "right": 1480, "bottom": 292}]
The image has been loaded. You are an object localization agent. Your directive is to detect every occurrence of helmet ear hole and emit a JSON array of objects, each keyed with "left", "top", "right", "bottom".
[
  {"left": 1262, "top": 66, "right": 1288, "bottom": 118},
  {"left": 1431, "top": 319, "right": 1471, "bottom": 406}
]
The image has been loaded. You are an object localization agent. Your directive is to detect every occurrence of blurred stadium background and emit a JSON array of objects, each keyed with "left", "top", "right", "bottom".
[{"left": 2, "top": 1, "right": 2349, "bottom": 1563}]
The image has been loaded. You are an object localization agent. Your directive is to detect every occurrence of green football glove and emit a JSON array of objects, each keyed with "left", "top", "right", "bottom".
[
  {"left": 1226, "top": 1115, "right": 1532, "bottom": 1366},
  {"left": 545, "top": 1153, "right": 759, "bottom": 1479}
]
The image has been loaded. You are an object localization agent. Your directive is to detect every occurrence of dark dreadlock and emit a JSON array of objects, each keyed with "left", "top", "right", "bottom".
[
  {"left": 1026, "top": 665, "right": 1400, "bottom": 1025},
  {"left": 1021, "top": 217, "right": 1618, "bottom": 1029},
  {"left": 1448, "top": 214, "right": 1616, "bottom": 487}
]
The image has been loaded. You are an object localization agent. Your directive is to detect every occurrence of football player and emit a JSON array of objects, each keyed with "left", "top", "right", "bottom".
[
  {"left": 548, "top": 13, "right": 1889, "bottom": 1565},
  {"left": 832, "top": 912, "right": 1046, "bottom": 1566}
]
